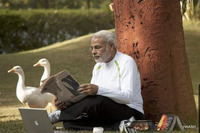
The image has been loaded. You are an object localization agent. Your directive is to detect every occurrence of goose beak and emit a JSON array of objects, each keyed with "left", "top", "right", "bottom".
[
  {"left": 33, "top": 62, "right": 41, "bottom": 67},
  {"left": 8, "top": 68, "right": 15, "bottom": 73}
]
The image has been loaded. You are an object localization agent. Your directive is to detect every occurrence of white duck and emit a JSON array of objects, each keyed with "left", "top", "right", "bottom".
[
  {"left": 33, "top": 58, "right": 56, "bottom": 112},
  {"left": 33, "top": 58, "right": 50, "bottom": 86},
  {"left": 8, "top": 66, "right": 55, "bottom": 108}
]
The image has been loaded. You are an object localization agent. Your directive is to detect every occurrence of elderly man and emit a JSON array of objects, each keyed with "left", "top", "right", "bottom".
[{"left": 49, "top": 30, "right": 144, "bottom": 130}]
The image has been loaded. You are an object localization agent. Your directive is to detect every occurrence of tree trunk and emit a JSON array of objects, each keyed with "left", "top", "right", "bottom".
[
  {"left": 113, "top": 0, "right": 197, "bottom": 124},
  {"left": 86, "top": 0, "right": 91, "bottom": 9}
]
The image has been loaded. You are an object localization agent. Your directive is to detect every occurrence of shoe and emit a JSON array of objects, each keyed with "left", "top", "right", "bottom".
[
  {"left": 48, "top": 110, "right": 61, "bottom": 124},
  {"left": 119, "top": 116, "right": 136, "bottom": 133}
]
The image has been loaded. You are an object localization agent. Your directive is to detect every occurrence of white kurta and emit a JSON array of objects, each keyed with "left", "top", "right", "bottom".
[{"left": 91, "top": 51, "right": 144, "bottom": 114}]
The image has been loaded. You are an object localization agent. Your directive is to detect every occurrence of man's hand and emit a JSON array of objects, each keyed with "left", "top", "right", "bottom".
[
  {"left": 55, "top": 98, "right": 67, "bottom": 110},
  {"left": 78, "top": 84, "right": 98, "bottom": 95}
]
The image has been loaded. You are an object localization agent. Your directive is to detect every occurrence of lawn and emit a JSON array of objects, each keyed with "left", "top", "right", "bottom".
[
  {"left": 184, "top": 21, "right": 200, "bottom": 95},
  {"left": 0, "top": 33, "right": 95, "bottom": 133},
  {"left": 0, "top": 21, "right": 199, "bottom": 133}
]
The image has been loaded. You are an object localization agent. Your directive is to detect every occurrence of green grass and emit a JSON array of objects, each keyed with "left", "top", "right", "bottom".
[
  {"left": 0, "top": 33, "right": 96, "bottom": 133},
  {"left": 0, "top": 21, "right": 199, "bottom": 133},
  {"left": 184, "top": 21, "right": 200, "bottom": 95},
  {"left": 0, "top": 33, "right": 95, "bottom": 104}
]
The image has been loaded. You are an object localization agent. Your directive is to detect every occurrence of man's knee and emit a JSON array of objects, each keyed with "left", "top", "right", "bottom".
[
  {"left": 79, "top": 96, "right": 112, "bottom": 114},
  {"left": 82, "top": 95, "right": 109, "bottom": 105}
]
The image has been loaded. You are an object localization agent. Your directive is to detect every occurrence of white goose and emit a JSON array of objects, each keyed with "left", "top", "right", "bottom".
[
  {"left": 33, "top": 58, "right": 50, "bottom": 86},
  {"left": 33, "top": 58, "right": 56, "bottom": 112},
  {"left": 8, "top": 66, "right": 55, "bottom": 108}
]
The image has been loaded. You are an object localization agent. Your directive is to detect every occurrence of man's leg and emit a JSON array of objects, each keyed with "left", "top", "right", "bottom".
[
  {"left": 49, "top": 95, "right": 143, "bottom": 130},
  {"left": 60, "top": 95, "right": 143, "bottom": 121}
]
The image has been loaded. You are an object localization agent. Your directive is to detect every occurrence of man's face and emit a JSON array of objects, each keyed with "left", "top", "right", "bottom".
[{"left": 91, "top": 37, "right": 112, "bottom": 63}]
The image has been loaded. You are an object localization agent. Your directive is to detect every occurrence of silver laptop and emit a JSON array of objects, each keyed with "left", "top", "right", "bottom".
[{"left": 19, "top": 107, "right": 67, "bottom": 133}]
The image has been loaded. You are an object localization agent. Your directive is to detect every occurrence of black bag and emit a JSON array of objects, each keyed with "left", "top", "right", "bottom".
[{"left": 40, "top": 70, "right": 87, "bottom": 107}]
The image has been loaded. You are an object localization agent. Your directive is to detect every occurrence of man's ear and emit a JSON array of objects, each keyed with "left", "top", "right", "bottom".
[{"left": 109, "top": 43, "right": 114, "bottom": 48}]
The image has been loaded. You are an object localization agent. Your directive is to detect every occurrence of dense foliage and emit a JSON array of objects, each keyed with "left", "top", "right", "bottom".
[
  {"left": 0, "top": 9, "right": 114, "bottom": 54},
  {"left": 0, "top": 0, "right": 112, "bottom": 9}
]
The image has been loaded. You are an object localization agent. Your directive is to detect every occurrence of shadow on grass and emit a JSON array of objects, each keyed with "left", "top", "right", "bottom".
[
  {"left": 0, "top": 120, "right": 25, "bottom": 133},
  {"left": 0, "top": 116, "right": 7, "bottom": 119}
]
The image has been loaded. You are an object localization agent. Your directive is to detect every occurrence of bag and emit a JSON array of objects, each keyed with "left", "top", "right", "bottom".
[{"left": 40, "top": 70, "right": 87, "bottom": 107}]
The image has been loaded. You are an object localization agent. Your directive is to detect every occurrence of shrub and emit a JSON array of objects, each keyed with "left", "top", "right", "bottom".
[{"left": 0, "top": 9, "right": 114, "bottom": 54}]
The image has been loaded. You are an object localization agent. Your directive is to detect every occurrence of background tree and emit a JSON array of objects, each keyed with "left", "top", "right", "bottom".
[
  {"left": 113, "top": 0, "right": 197, "bottom": 124},
  {"left": 86, "top": 0, "right": 91, "bottom": 9}
]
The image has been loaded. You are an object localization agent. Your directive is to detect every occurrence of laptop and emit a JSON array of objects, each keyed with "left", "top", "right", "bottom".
[{"left": 19, "top": 107, "right": 67, "bottom": 133}]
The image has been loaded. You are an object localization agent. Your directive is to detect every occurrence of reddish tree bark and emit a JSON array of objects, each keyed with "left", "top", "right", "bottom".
[{"left": 113, "top": 0, "right": 197, "bottom": 124}]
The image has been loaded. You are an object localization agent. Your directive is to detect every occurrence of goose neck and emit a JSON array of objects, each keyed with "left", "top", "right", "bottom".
[
  {"left": 17, "top": 72, "right": 25, "bottom": 90},
  {"left": 41, "top": 65, "right": 50, "bottom": 82},
  {"left": 44, "top": 65, "right": 50, "bottom": 77}
]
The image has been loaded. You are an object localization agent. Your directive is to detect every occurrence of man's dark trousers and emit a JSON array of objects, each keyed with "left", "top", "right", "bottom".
[{"left": 59, "top": 95, "right": 144, "bottom": 130}]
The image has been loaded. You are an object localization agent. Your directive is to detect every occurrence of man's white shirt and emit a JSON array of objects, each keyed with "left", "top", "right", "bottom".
[{"left": 91, "top": 51, "right": 144, "bottom": 114}]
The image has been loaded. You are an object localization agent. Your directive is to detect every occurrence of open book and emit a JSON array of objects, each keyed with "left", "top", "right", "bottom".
[
  {"left": 157, "top": 114, "right": 184, "bottom": 131},
  {"left": 39, "top": 70, "right": 87, "bottom": 107},
  {"left": 126, "top": 120, "right": 155, "bottom": 132},
  {"left": 120, "top": 117, "right": 155, "bottom": 133}
]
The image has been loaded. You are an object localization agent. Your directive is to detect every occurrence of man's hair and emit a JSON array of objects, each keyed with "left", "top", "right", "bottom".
[{"left": 92, "top": 30, "right": 117, "bottom": 48}]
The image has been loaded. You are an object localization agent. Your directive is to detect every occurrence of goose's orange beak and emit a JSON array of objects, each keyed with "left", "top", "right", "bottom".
[
  {"left": 33, "top": 62, "right": 41, "bottom": 67},
  {"left": 8, "top": 68, "right": 14, "bottom": 73}
]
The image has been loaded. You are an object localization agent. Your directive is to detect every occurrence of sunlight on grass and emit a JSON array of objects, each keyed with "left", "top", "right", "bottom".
[
  {"left": 18, "top": 33, "right": 93, "bottom": 54},
  {"left": 0, "top": 105, "right": 22, "bottom": 122},
  {"left": 183, "top": 20, "right": 200, "bottom": 30},
  {"left": 194, "top": 95, "right": 198, "bottom": 110},
  {"left": 183, "top": 21, "right": 200, "bottom": 95}
]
